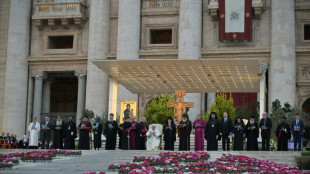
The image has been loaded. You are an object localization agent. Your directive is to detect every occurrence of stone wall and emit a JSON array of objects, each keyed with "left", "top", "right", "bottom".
[{"left": 0, "top": 0, "right": 10, "bottom": 132}]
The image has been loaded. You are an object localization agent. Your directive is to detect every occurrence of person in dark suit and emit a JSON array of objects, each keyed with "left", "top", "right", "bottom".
[
  {"left": 291, "top": 114, "right": 304, "bottom": 151},
  {"left": 259, "top": 112, "right": 272, "bottom": 151},
  {"left": 93, "top": 117, "right": 103, "bottom": 150},
  {"left": 41, "top": 116, "right": 53, "bottom": 149},
  {"left": 219, "top": 112, "right": 233, "bottom": 151}
]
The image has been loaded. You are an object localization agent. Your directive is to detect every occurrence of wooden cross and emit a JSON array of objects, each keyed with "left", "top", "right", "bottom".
[{"left": 167, "top": 90, "right": 194, "bottom": 122}]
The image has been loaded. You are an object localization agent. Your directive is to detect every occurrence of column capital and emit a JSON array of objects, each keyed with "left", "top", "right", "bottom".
[
  {"left": 260, "top": 63, "right": 268, "bottom": 75},
  {"left": 75, "top": 70, "right": 87, "bottom": 78},
  {"left": 32, "top": 71, "right": 47, "bottom": 80}
]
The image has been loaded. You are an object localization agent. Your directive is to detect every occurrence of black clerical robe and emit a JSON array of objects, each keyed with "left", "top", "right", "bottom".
[
  {"left": 136, "top": 122, "right": 148, "bottom": 150},
  {"left": 78, "top": 121, "right": 91, "bottom": 150},
  {"left": 245, "top": 122, "right": 259, "bottom": 151},
  {"left": 276, "top": 122, "right": 291, "bottom": 151},
  {"left": 118, "top": 123, "right": 124, "bottom": 149},
  {"left": 104, "top": 120, "right": 118, "bottom": 150},
  {"left": 205, "top": 119, "right": 220, "bottom": 151},
  {"left": 164, "top": 123, "right": 176, "bottom": 150},
  {"left": 121, "top": 122, "right": 132, "bottom": 150},
  {"left": 53, "top": 121, "right": 64, "bottom": 149},
  {"left": 64, "top": 121, "right": 77, "bottom": 149},
  {"left": 233, "top": 122, "right": 245, "bottom": 150},
  {"left": 93, "top": 122, "right": 103, "bottom": 149},
  {"left": 178, "top": 120, "right": 192, "bottom": 151}
]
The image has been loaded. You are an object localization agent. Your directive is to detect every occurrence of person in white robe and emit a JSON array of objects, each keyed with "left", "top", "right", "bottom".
[
  {"left": 27, "top": 117, "right": 40, "bottom": 148},
  {"left": 146, "top": 125, "right": 161, "bottom": 150}
]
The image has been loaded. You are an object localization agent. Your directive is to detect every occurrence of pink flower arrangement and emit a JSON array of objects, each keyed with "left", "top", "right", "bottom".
[{"left": 105, "top": 152, "right": 306, "bottom": 174}]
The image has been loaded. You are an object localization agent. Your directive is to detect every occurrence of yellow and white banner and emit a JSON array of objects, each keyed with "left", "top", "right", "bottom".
[{"left": 225, "top": 0, "right": 245, "bottom": 33}]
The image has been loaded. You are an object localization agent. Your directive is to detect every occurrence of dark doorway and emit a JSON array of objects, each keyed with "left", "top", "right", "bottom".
[
  {"left": 302, "top": 98, "right": 310, "bottom": 113},
  {"left": 50, "top": 76, "right": 78, "bottom": 112}
]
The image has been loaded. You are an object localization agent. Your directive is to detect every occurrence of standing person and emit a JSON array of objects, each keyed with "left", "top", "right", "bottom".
[
  {"left": 193, "top": 114, "right": 207, "bottom": 151},
  {"left": 64, "top": 116, "right": 77, "bottom": 149},
  {"left": 122, "top": 116, "right": 132, "bottom": 150},
  {"left": 137, "top": 117, "right": 148, "bottom": 150},
  {"left": 245, "top": 116, "right": 259, "bottom": 151},
  {"left": 28, "top": 117, "right": 40, "bottom": 149},
  {"left": 205, "top": 112, "right": 220, "bottom": 151},
  {"left": 130, "top": 116, "right": 138, "bottom": 150},
  {"left": 53, "top": 115, "right": 64, "bottom": 149},
  {"left": 219, "top": 112, "right": 233, "bottom": 151},
  {"left": 77, "top": 116, "right": 92, "bottom": 150},
  {"left": 276, "top": 117, "right": 291, "bottom": 151},
  {"left": 233, "top": 116, "right": 245, "bottom": 151},
  {"left": 118, "top": 118, "right": 126, "bottom": 149},
  {"left": 291, "top": 114, "right": 304, "bottom": 151},
  {"left": 93, "top": 117, "right": 103, "bottom": 150},
  {"left": 41, "top": 116, "right": 53, "bottom": 149},
  {"left": 104, "top": 113, "right": 118, "bottom": 150},
  {"left": 259, "top": 112, "right": 272, "bottom": 151},
  {"left": 163, "top": 117, "right": 176, "bottom": 151},
  {"left": 178, "top": 113, "right": 192, "bottom": 151}
]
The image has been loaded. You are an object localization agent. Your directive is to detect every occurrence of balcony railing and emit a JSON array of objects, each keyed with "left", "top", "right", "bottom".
[
  {"left": 32, "top": 0, "right": 86, "bottom": 29},
  {"left": 143, "top": 0, "right": 179, "bottom": 8}
]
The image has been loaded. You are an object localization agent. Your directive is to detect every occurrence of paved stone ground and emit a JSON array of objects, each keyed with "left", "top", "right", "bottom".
[{"left": 0, "top": 150, "right": 301, "bottom": 174}]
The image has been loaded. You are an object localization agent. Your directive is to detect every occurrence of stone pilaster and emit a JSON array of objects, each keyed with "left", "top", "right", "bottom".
[
  {"left": 178, "top": 0, "right": 202, "bottom": 121},
  {"left": 259, "top": 63, "right": 268, "bottom": 119},
  {"left": 76, "top": 71, "right": 87, "bottom": 122},
  {"left": 85, "top": 0, "right": 110, "bottom": 116},
  {"left": 32, "top": 72, "right": 47, "bottom": 122},
  {"left": 117, "top": 0, "right": 141, "bottom": 60},
  {"left": 270, "top": 0, "right": 296, "bottom": 107},
  {"left": 42, "top": 80, "right": 51, "bottom": 114},
  {"left": 2, "top": 0, "right": 31, "bottom": 138}
]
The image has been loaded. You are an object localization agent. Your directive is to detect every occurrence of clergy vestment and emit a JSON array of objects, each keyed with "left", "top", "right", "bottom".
[
  {"left": 78, "top": 121, "right": 91, "bottom": 150},
  {"left": 259, "top": 117, "right": 272, "bottom": 151},
  {"left": 53, "top": 119, "right": 64, "bottom": 149},
  {"left": 276, "top": 122, "right": 291, "bottom": 151},
  {"left": 205, "top": 119, "right": 220, "bottom": 151},
  {"left": 137, "top": 122, "right": 148, "bottom": 150},
  {"left": 193, "top": 119, "right": 207, "bottom": 151},
  {"left": 104, "top": 120, "right": 118, "bottom": 150},
  {"left": 233, "top": 121, "right": 245, "bottom": 150},
  {"left": 178, "top": 120, "right": 192, "bottom": 151},
  {"left": 93, "top": 122, "right": 103, "bottom": 149},
  {"left": 64, "top": 120, "right": 77, "bottom": 149},
  {"left": 245, "top": 122, "right": 259, "bottom": 151},
  {"left": 118, "top": 123, "right": 124, "bottom": 149},
  {"left": 219, "top": 117, "right": 233, "bottom": 151},
  {"left": 130, "top": 121, "right": 138, "bottom": 150},
  {"left": 121, "top": 122, "right": 132, "bottom": 150},
  {"left": 28, "top": 122, "right": 40, "bottom": 147},
  {"left": 146, "top": 128, "right": 161, "bottom": 150},
  {"left": 163, "top": 123, "right": 176, "bottom": 151},
  {"left": 41, "top": 120, "right": 53, "bottom": 149}
]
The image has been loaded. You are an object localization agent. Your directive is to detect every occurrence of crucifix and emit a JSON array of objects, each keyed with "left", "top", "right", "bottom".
[{"left": 167, "top": 90, "right": 194, "bottom": 122}]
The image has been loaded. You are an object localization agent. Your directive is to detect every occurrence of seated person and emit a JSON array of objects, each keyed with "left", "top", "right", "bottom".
[
  {"left": 4, "top": 133, "right": 10, "bottom": 143},
  {"left": 146, "top": 125, "right": 161, "bottom": 151},
  {"left": 18, "top": 135, "right": 29, "bottom": 149},
  {"left": 0, "top": 132, "right": 5, "bottom": 139}
]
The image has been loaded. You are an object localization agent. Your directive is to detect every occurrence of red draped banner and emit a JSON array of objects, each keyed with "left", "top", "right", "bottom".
[{"left": 219, "top": 0, "right": 252, "bottom": 41}]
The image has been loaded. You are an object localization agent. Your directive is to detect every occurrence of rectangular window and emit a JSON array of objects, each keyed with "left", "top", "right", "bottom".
[
  {"left": 150, "top": 29, "right": 172, "bottom": 44},
  {"left": 48, "top": 36, "right": 74, "bottom": 49},
  {"left": 305, "top": 24, "right": 310, "bottom": 40}
]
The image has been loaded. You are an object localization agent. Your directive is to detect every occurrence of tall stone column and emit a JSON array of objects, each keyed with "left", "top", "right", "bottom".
[
  {"left": 76, "top": 71, "right": 87, "bottom": 122},
  {"left": 116, "top": 0, "right": 141, "bottom": 116},
  {"left": 32, "top": 72, "right": 47, "bottom": 123},
  {"left": 270, "top": 0, "right": 296, "bottom": 106},
  {"left": 178, "top": 0, "right": 202, "bottom": 121},
  {"left": 42, "top": 80, "right": 51, "bottom": 114},
  {"left": 117, "top": 0, "right": 141, "bottom": 60},
  {"left": 2, "top": 0, "right": 31, "bottom": 138},
  {"left": 259, "top": 64, "right": 268, "bottom": 119},
  {"left": 85, "top": 0, "right": 110, "bottom": 116}
]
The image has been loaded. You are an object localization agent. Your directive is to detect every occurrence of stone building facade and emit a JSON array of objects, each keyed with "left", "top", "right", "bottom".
[{"left": 0, "top": 0, "right": 310, "bottom": 138}]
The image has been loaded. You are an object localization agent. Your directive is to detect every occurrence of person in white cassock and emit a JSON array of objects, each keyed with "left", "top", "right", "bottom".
[
  {"left": 146, "top": 125, "right": 161, "bottom": 150},
  {"left": 27, "top": 117, "right": 40, "bottom": 148}
]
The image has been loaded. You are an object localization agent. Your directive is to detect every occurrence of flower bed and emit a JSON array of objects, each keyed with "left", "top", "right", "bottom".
[
  {"left": 105, "top": 152, "right": 304, "bottom": 174},
  {"left": 0, "top": 162, "right": 13, "bottom": 170}
]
